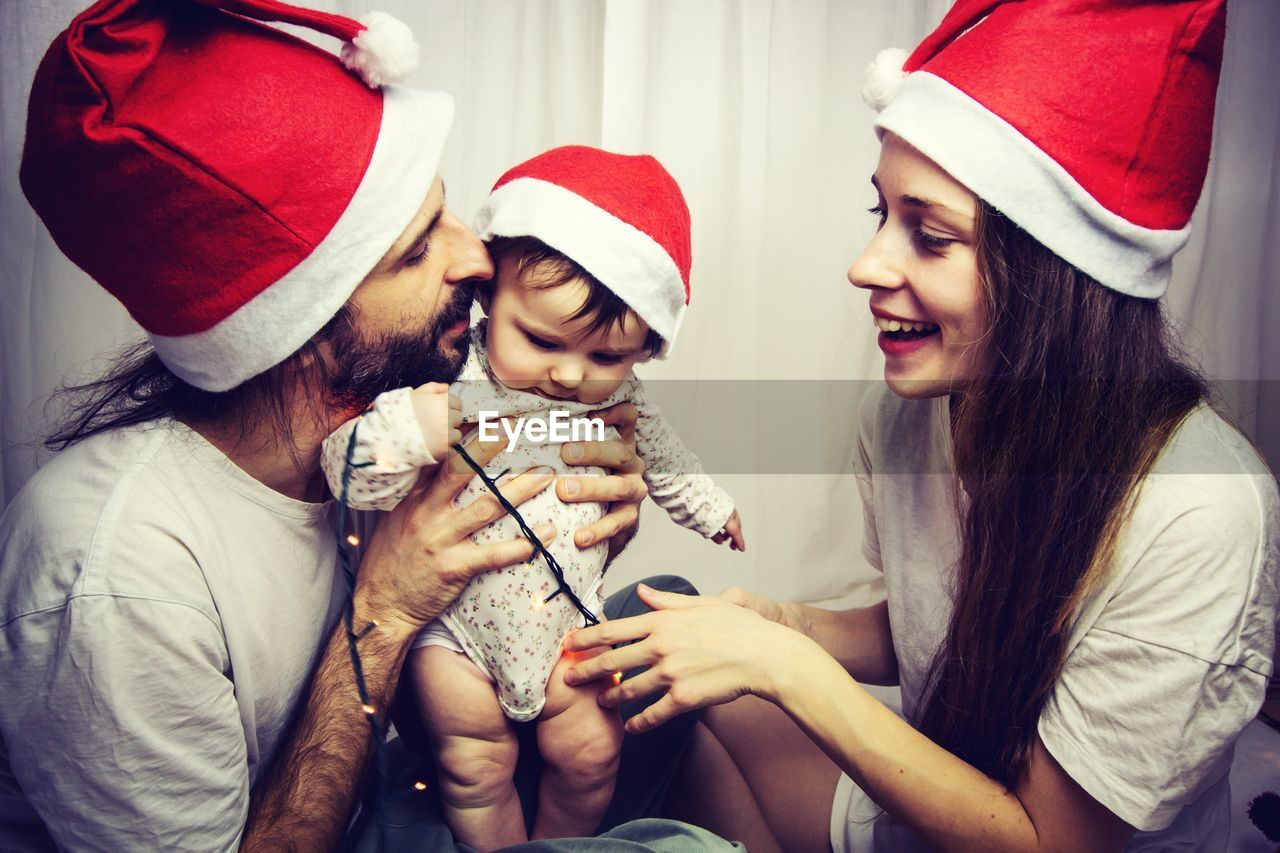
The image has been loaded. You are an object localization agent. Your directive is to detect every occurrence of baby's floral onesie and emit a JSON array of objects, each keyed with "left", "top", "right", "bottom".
[{"left": 321, "top": 323, "right": 734, "bottom": 720}]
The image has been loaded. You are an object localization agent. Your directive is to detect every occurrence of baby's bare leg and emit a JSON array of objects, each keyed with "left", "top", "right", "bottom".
[
  {"left": 532, "top": 647, "right": 624, "bottom": 839},
  {"left": 410, "top": 645, "right": 525, "bottom": 851}
]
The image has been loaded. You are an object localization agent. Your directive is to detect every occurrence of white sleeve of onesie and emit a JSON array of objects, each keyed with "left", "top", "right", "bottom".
[
  {"left": 631, "top": 381, "right": 735, "bottom": 538},
  {"left": 320, "top": 387, "right": 437, "bottom": 511}
]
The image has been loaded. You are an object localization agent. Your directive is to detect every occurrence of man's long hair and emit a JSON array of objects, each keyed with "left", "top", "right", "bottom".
[
  {"left": 45, "top": 304, "right": 355, "bottom": 454},
  {"left": 913, "top": 202, "right": 1208, "bottom": 787},
  {"left": 45, "top": 272, "right": 475, "bottom": 463}
]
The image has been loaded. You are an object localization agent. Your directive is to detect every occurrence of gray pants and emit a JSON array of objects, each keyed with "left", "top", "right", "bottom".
[{"left": 344, "top": 576, "right": 741, "bottom": 852}]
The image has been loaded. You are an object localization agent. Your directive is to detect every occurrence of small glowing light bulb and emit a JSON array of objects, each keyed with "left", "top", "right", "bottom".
[
  {"left": 532, "top": 597, "right": 545, "bottom": 611},
  {"left": 361, "top": 704, "right": 376, "bottom": 715},
  {"left": 413, "top": 781, "right": 428, "bottom": 791},
  {"left": 346, "top": 534, "right": 360, "bottom": 547},
  {"left": 612, "top": 671, "right": 623, "bottom": 685}
]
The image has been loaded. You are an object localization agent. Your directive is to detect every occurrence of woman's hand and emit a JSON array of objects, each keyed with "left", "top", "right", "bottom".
[
  {"left": 562, "top": 583, "right": 808, "bottom": 733},
  {"left": 353, "top": 431, "right": 556, "bottom": 634},
  {"left": 558, "top": 401, "right": 647, "bottom": 559},
  {"left": 717, "top": 586, "right": 803, "bottom": 633}
]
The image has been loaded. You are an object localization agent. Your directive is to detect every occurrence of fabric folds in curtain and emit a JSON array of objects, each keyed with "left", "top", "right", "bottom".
[{"left": 2, "top": 0, "right": 1276, "bottom": 604}]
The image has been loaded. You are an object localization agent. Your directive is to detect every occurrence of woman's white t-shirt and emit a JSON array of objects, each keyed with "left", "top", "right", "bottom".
[{"left": 831, "top": 386, "right": 1279, "bottom": 852}]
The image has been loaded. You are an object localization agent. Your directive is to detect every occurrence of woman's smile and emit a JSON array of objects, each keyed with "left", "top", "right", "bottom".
[{"left": 872, "top": 309, "right": 940, "bottom": 357}]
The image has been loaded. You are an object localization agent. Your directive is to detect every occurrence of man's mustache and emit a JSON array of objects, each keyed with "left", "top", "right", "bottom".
[{"left": 429, "top": 281, "right": 479, "bottom": 337}]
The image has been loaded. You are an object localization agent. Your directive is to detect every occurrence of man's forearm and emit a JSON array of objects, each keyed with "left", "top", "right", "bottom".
[
  {"left": 781, "top": 599, "right": 899, "bottom": 685},
  {"left": 241, "top": 605, "right": 417, "bottom": 851}
]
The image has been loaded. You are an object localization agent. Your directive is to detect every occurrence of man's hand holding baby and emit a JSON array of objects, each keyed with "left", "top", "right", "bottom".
[{"left": 558, "top": 401, "right": 647, "bottom": 560}]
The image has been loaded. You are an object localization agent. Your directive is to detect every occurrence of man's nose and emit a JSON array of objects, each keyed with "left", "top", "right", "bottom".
[{"left": 443, "top": 212, "right": 495, "bottom": 283}]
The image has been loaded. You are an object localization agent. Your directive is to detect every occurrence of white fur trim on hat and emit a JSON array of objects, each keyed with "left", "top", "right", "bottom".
[
  {"left": 341, "top": 11, "right": 420, "bottom": 88},
  {"left": 473, "top": 177, "right": 687, "bottom": 357},
  {"left": 151, "top": 86, "right": 453, "bottom": 392},
  {"left": 875, "top": 72, "right": 1189, "bottom": 299},
  {"left": 862, "top": 48, "right": 910, "bottom": 112}
]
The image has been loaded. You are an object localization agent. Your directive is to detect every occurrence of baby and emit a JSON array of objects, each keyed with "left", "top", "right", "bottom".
[{"left": 321, "top": 145, "right": 743, "bottom": 849}]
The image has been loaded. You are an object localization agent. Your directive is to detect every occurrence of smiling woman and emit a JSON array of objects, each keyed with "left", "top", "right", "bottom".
[
  {"left": 562, "top": 2, "right": 1279, "bottom": 852},
  {"left": 851, "top": 133, "right": 986, "bottom": 397}
]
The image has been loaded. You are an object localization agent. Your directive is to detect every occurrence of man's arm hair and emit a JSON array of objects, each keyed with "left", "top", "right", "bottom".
[{"left": 241, "top": 606, "right": 414, "bottom": 850}]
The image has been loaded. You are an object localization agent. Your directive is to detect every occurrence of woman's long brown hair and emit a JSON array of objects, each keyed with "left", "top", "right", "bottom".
[{"left": 913, "top": 202, "right": 1207, "bottom": 787}]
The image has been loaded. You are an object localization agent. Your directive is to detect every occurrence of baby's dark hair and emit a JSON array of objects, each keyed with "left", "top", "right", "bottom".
[{"left": 487, "top": 235, "right": 664, "bottom": 359}]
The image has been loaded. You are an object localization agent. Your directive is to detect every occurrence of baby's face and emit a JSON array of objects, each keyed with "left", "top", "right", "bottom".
[{"left": 483, "top": 255, "right": 651, "bottom": 405}]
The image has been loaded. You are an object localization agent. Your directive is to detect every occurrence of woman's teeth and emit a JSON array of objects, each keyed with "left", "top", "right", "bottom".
[{"left": 874, "top": 317, "right": 939, "bottom": 334}]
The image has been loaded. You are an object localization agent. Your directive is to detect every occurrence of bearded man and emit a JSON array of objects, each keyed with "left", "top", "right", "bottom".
[{"left": 0, "top": 2, "right": 730, "bottom": 850}]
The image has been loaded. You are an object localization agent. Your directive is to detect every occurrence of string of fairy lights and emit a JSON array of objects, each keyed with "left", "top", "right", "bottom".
[
  {"left": 453, "top": 447, "right": 600, "bottom": 627},
  {"left": 335, "top": 422, "right": 390, "bottom": 850},
  {"left": 334, "top": 418, "right": 601, "bottom": 847}
]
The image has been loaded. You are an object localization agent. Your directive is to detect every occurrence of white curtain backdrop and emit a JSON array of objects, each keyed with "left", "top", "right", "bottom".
[{"left": 3, "top": 1, "right": 1277, "bottom": 607}]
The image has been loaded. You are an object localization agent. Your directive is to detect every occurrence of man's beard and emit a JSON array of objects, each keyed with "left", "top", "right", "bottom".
[{"left": 324, "top": 283, "right": 476, "bottom": 413}]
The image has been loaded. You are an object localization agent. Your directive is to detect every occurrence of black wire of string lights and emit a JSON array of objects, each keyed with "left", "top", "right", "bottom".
[
  {"left": 335, "top": 420, "right": 389, "bottom": 852},
  {"left": 452, "top": 442, "right": 599, "bottom": 627},
  {"left": 334, "top": 419, "right": 599, "bottom": 849}
]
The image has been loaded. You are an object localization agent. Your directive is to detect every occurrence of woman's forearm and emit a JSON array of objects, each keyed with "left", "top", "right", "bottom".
[
  {"left": 565, "top": 588, "right": 1043, "bottom": 849},
  {"left": 780, "top": 600, "right": 899, "bottom": 685},
  {"left": 768, "top": 637, "right": 1037, "bottom": 853},
  {"left": 240, "top": 602, "right": 417, "bottom": 851}
]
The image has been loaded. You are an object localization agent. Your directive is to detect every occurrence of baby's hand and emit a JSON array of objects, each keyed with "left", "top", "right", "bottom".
[
  {"left": 410, "top": 382, "right": 463, "bottom": 462},
  {"left": 712, "top": 509, "right": 746, "bottom": 552}
]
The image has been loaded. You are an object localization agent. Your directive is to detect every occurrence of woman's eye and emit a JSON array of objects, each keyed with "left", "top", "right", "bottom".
[
  {"left": 913, "top": 228, "right": 955, "bottom": 254},
  {"left": 867, "top": 204, "right": 887, "bottom": 228},
  {"left": 405, "top": 241, "right": 430, "bottom": 267},
  {"left": 525, "top": 333, "right": 558, "bottom": 350}
]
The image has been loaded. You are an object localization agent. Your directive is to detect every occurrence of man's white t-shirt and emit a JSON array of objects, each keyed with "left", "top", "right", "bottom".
[
  {"left": 0, "top": 421, "right": 345, "bottom": 851},
  {"left": 832, "top": 386, "right": 1279, "bottom": 852}
]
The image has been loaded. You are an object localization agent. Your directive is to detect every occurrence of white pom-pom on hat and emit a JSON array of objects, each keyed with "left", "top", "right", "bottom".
[
  {"left": 862, "top": 47, "right": 910, "bottom": 112},
  {"left": 341, "top": 11, "right": 419, "bottom": 88}
]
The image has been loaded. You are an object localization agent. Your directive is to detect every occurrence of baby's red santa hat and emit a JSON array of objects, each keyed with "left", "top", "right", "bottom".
[
  {"left": 21, "top": 0, "right": 452, "bottom": 392},
  {"left": 862, "top": 0, "right": 1227, "bottom": 300},
  {"left": 473, "top": 146, "right": 693, "bottom": 357}
]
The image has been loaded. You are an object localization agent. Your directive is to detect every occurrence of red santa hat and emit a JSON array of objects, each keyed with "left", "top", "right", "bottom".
[
  {"left": 473, "top": 145, "right": 692, "bottom": 357},
  {"left": 862, "top": 0, "right": 1227, "bottom": 300},
  {"left": 20, "top": 0, "right": 452, "bottom": 392}
]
